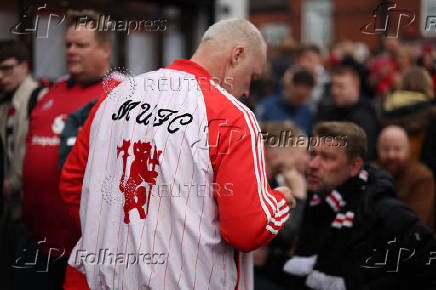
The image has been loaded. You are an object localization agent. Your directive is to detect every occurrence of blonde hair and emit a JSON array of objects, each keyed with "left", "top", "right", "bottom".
[
  {"left": 66, "top": 9, "right": 114, "bottom": 45},
  {"left": 202, "top": 19, "right": 266, "bottom": 54},
  {"left": 401, "top": 66, "right": 434, "bottom": 99}
]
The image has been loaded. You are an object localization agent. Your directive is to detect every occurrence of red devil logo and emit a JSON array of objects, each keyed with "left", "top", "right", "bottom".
[{"left": 117, "top": 139, "right": 162, "bottom": 224}]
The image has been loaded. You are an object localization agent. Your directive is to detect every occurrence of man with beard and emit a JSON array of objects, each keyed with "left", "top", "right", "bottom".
[{"left": 377, "top": 125, "right": 434, "bottom": 230}]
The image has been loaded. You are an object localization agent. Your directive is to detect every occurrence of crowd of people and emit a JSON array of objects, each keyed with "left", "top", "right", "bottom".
[
  {"left": 0, "top": 9, "right": 435, "bottom": 290},
  {"left": 251, "top": 37, "right": 436, "bottom": 289}
]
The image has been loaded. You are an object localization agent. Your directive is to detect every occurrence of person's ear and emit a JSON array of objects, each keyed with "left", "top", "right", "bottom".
[
  {"left": 231, "top": 46, "right": 245, "bottom": 66},
  {"left": 349, "top": 156, "right": 363, "bottom": 177},
  {"left": 102, "top": 42, "right": 112, "bottom": 61},
  {"left": 21, "top": 61, "right": 29, "bottom": 72}
]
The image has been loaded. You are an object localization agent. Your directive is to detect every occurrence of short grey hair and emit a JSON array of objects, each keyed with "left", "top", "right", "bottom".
[{"left": 202, "top": 19, "right": 266, "bottom": 52}]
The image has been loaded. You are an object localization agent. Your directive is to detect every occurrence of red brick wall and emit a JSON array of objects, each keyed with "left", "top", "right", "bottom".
[
  {"left": 250, "top": 0, "right": 426, "bottom": 51},
  {"left": 334, "top": 0, "right": 380, "bottom": 50},
  {"left": 396, "top": 0, "right": 422, "bottom": 39},
  {"left": 250, "top": 0, "right": 301, "bottom": 42}
]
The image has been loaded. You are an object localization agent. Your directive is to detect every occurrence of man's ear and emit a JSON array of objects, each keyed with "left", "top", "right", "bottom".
[
  {"left": 21, "top": 61, "right": 29, "bottom": 73},
  {"left": 349, "top": 156, "right": 364, "bottom": 177},
  {"left": 231, "top": 46, "right": 245, "bottom": 66},
  {"left": 102, "top": 42, "right": 112, "bottom": 61}
]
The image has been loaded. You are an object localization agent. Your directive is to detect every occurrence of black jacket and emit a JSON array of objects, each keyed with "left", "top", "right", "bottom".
[
  {"left": 0, "top": 134, "right": 3, "bottom": 216},
  {"left": 316, "top": 98, "right": 378, "bottom": 161},
  {"left": 285, "top": 164, "right": 436, "bottom": 290},
  {"left": 58, "top": 99, "right": 98, "bottom": 170}
]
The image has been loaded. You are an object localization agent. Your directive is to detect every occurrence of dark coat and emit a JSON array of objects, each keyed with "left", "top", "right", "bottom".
[
  {"left": 285, "top": 164, "right": 436, "bottom": 290},
  {"left": 58, "top": 99, "right": 98, "bottom": 170},
  {"left": 317, "top": 97, "right": 378, "bottom": 161}
]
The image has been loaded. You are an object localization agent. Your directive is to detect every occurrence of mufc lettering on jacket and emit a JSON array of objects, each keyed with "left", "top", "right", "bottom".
[
  {"left": 60, "top": 59, "right": 290, "bottom": 290},
  {"left": 111, "top": 99, "right": 193, "bottom": 133}
]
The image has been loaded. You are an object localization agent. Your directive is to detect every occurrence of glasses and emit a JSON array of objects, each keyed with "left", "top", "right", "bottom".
[{"left": 0, "top": 63, "right": 19, "bottom": 75}]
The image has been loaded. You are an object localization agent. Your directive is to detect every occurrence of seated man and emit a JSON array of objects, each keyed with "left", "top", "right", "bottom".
[
  {"left": 377, "top": 125, "right": 435, "bottom": 230},
  {"left": 256, "top": 69, "right": 315, "bottom": 134},
  {"left": 284, "top": 121, "right": 436, "bottom": 290}
]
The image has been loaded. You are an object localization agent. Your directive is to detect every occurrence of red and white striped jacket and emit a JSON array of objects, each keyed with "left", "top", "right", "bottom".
[{"left": 60, "top": 59, "right": 290, "bottom": 290}]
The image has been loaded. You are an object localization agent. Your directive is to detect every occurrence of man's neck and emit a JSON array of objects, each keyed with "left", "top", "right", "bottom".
[
  {"left": 190, "top": 45, "right": 225, "bottom": 81},
  {"left": 338, "top": 96, "right": 359, "bottom": 107},
  {"left": 72, "top": 65, "right": 110, "bottom": 84},
  {"left": 71, "top": 72, "right": 107, "bottom": 85}
]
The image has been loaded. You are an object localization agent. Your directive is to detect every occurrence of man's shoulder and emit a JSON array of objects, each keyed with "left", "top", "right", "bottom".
[
  {"left": 206, "top": 80, "right": 255, "bottom": 122},
  {"left": 358, "top": 165, "right": 399, "bottom": 218},
  {"left": 47, "top": 77, "right": 69, "bottom": 93},
  {"left": 365, "top": 191, "right": 422, "bottom": 232},
  {"left": 12, "top": 75, "right": 39, "bottom": 105},
  {"left": 256, "top": 94, "right": 288, "bottom": 120},
  {"left": 403, "top": 160, "right": 434, "bottom": 181},
  {"left": 258, "top": 93, "right": 283, "bottom": 108},
  {"left": 349, "top": 103, "right": 376, "bottom": 123}
]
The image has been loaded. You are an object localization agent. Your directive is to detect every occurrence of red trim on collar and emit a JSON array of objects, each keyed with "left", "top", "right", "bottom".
[{"left": 166, "top": 59, "right": 210, "bottom": 79}]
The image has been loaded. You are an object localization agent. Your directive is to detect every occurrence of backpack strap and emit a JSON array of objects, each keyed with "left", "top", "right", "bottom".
[{"left": 27, "top": 86, "right": 45, "bottom": 119}]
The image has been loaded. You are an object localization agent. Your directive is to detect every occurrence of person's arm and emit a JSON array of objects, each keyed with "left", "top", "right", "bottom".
[
  {"left": 59, "top": 96, "right": 105, "bottom": 231},
  {"left": 208, "top": 109, "right": 291, "bottom": 252},
  {"left": 8, "top": 87, "right": 48, "bottom": 193}
]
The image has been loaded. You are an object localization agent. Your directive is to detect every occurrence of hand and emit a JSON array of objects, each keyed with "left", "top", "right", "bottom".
[
  {"left": 3, "top": 179, "right": 13, "bottom": 198},
  {"left": 282, "top": 167, "right": 307, "bottom": 200},
  {"left": 274, "top": 186, "right": 296, "bottom": 209}
]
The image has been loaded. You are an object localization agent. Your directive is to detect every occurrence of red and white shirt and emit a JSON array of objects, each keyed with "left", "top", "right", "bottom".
[{"left": 60, "top": 59, "right": 290, "bottom": 290}]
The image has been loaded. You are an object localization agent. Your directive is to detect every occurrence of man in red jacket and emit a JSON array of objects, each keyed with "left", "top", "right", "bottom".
[
  {"left": 60, "top": 18, "right": 295, "bottom": 290},
  {"left": 19, "top": 10, "right": 119, "bottom": 289}
]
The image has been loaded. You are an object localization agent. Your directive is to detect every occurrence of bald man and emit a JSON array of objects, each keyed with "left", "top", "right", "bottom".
[
  {"left": 377, "top": 126, "right": 435, "bottom": 229},
  {"left": 60, "top": 19, "right": 295, "bottom": 289}
]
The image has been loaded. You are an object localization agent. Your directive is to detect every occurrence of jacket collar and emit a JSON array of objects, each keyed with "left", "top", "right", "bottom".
[
  {"left": 66, "top": 76, "right": 103, "bottom": 88},
  {"left": 166, "top": 59, "right": 210, "bottom": 79},
  {"left": 0, "top": 92, "right": 13, "bottom": 105},
  {"left": 3, "top": 75, "right": 38, "bottom": 108},
  {"left": 309, "top": 168, "right": 369, "bottom": 212}
]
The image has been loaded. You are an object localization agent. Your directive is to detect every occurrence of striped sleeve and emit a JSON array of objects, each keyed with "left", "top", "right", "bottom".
[{"left": 205, "top": 82, "right": 290, "bottom": 253}]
